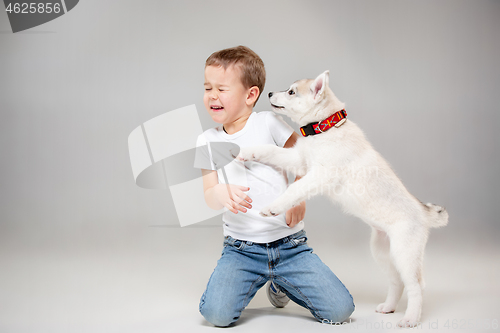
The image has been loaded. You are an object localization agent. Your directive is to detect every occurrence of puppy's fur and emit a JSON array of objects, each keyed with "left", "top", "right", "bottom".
[{"left": 237, "top": 71, "right": 448, "bottom": 328}]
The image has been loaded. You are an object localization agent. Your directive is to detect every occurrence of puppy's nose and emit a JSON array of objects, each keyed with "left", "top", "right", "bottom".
[{"left": 268, "top": 92, "right": 273, "bottom": 98}]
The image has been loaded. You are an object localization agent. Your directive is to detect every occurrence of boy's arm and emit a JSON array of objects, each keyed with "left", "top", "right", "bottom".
[
  {"left": 283, "top": 132, "right": 306, "bottom": 227},
  {"left": 201, "top": 169, "right": 223, "bottom": 210},
  {"left": 201, "top": 169, "right": 252, "bottom": 214}
]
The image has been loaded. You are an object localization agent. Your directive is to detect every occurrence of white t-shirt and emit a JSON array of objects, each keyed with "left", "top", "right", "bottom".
[{"left": 195, "top": 111, "right": 304, "bottom": 243}]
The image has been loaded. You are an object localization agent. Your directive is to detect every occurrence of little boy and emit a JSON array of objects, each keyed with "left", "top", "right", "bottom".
[{"left": 197, "top": 45, "right": 354, "bottom": 327}]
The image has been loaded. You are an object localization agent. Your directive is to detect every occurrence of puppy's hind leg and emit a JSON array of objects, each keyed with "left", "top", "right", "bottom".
[
  {"left": 387, "top": 223, "right": 428, "bottom": 328},
  {"left": 370, "top": 228, "right": 404, "bottom": 314}
]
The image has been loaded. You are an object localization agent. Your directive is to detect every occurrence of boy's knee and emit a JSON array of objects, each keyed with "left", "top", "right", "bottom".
[
  {"left": 200, "top": 303, "right": 239, "bottom": 327},
  {"left": 320, "top": 299, "right": 355, "bottom": 325},
  {"left": 338, "top": 299, "right": 355, "bottom": 323}
]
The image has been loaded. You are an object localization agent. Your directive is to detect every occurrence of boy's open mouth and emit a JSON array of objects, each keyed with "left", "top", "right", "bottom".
[{"left": 211, "top": 106, "right": 224, "bottom": 111}]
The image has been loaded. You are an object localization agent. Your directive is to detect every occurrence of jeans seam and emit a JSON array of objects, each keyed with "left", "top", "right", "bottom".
[
  {"left": 277, "top": 277, "right": 325, "bottom": 320},
  {"left": 199, "top": 263, "right": 218, "bottom": 314},
  {"left": 242, "top": 275, "right": 266, "bottom": 312},
  {"left": 279, "top": 276, "right": 325, "bottom": 320}
]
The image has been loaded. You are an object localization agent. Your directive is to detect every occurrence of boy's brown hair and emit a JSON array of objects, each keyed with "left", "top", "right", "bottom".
[{"left": 205, "top": 45, "right": 266, "bottom": 105}]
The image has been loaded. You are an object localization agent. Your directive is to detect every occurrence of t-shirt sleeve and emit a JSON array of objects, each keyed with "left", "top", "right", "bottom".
[{"left": 265, "top": 112, "right": 294, "bottom": 147}]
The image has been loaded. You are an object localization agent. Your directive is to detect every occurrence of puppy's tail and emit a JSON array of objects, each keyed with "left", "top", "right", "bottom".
[{"left": 424, "top": 203, "right": 449, "bottom": 228}]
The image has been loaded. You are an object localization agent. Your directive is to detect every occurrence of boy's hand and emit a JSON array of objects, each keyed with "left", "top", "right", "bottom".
[
  {"left": 213, "top": 184, "right": 252, "bottom": 214},
  {"left": 285, "top": 201, "right": 306, "bottom": 227}
]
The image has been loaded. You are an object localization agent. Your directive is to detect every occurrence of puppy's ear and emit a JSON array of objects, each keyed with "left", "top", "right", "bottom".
[{"left": 311, "top": 70, "right": 330, "bottom": 100}]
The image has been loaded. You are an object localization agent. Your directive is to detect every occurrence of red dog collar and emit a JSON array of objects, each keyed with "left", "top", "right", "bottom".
[{"left": 300, "top": 109, "right": 347, "bottom": 137}]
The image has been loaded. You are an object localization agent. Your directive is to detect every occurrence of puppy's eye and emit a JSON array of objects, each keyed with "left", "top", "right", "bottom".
[{"left": 288, "top": 90, "right": 295, "bottom": 95}]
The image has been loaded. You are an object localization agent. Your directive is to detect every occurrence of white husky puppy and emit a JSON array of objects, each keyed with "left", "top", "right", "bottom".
[{"left": 237, "top": 71, "right": 448, "bottom": 328}]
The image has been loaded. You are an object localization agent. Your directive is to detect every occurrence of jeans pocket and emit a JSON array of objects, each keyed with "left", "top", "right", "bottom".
[
  {"left": 224, "top": 237, "right": 246, "bottom": 251},
  {"left": 233, "top": 240, "right": 246, "bottom": 250},
  {"left": 289, "top": 232, "right": 308, "bottom": 247}
]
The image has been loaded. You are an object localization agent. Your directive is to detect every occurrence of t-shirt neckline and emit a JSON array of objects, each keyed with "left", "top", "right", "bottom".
[{"left": 219, "top": 112, "right": 255, "bottom": 140}]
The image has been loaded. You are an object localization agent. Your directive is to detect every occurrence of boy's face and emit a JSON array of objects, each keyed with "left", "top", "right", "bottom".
[{"left": 204, "top": 64, "right": 253, "bottom": 124}]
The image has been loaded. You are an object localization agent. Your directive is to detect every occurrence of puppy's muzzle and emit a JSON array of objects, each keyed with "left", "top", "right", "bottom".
[{"left": 269, "top": 92, "right": 285, "bottom": 109}]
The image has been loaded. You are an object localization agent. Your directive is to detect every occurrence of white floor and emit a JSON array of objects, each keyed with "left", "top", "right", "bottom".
[{"left": 1, "top": 220, "right": 499, "bottom": 333}]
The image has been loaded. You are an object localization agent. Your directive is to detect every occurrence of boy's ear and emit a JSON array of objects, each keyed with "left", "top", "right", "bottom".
[
  {"left": 310, "top": 70, "right": 330, "bottom": 100},
  {"left": 246, "top": 86, "right": 260, "bottom": 106}
]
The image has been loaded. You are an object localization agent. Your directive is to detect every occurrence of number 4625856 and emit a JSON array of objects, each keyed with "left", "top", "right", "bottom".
[{"left": 5, "top": 3, "right": 62, "bottom": 14}]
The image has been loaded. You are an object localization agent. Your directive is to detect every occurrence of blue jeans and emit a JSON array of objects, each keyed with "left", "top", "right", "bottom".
[{"left": 199, "top": 230, "right": 355, "bottom": 327}]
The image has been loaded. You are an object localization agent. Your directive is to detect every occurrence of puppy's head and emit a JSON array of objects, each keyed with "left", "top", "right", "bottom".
[{"left": 269, "top": 71, "right": 345, "bottom": 126}]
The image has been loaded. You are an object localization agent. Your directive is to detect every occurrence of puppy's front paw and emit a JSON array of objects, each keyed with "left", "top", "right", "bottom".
[
  {"left": 260, "top": 205, "right": 284, "bottom": 217},
  {"left": 237, "top": 148, "right": 258, "bottom": 162}
]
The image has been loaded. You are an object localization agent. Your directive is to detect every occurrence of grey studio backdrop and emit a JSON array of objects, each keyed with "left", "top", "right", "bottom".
[{"left": 0, "top": 0, "right": 499, "bottom": 332}]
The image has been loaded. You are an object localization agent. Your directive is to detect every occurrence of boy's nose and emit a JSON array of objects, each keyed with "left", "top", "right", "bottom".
[{"left": 209, "top": 90, "right": 219, "bottom": 99}]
